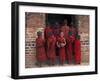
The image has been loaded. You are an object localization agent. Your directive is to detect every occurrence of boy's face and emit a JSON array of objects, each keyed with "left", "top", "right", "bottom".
[
  {"left": 60, "top": 32, "right": 64, "bottom": 37},
  {"left": 37, "top": 32, "right": 42, "bottom": 37},
  {"left": 55, "top": 22, "right": 59, "bottom": 28},
  {"left": 64, "top": 23, "right": 67, "bottom": 26}
]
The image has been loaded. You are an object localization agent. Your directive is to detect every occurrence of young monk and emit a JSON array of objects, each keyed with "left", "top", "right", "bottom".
[
  {"left": 67, "top": 31, "right": 75, "bottom": 64},
  {"left": 53, "top": 22, "right": 60, "bottom": 57},
  {"left": 36, "top": 31, "right": 47, "bottom": 67},
  {"left": 47, "top": 32, "right": 56, "bottom": 65},
  {"left": 57, "top": 32, "right": 66, "bottom": 65},
  {"left": 60, "top": 19, "right": 70, "bottom": 40},
  {"left": 44, "top": 23, "right": 53, "bottom": 59},
  {"left": 44, "top": 23, "right": 53, "bottom": 40},
  {"left": 69, "top": 22, "right": 77, "bottom": 38},
  {"left": 60, "top": 20, "right": 70, "bottom": 62},
  {"left": 74, "top": 34, "right": 81, "bottom": 64},
  {"left": 53, "top": 22, "right": 60, "bottom": 39}
]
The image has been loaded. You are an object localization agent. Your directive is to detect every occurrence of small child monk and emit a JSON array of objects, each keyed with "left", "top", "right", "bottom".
[
  {"left": 67, "top": 31, "right": 75, "bottom": 64},
  {"left": 74, "top": 34, "right": 81, "bottom": 64},
  {"left": 57, "top": 32, "right": 66, "bottom": 65},
  {"left": 36, "top": 31, "right": 47, "bottom": 67},
  {"left": 44, "top": 23, "right": 53, "bottom": 40},
  {"left": 60, "top": 19, "right": 70, "bottom": 40},
  {"left": 47, "top": 32, "right": 56, "bottom": 65}
]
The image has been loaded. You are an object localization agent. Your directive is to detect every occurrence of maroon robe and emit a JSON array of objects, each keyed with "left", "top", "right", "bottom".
[
  {"left": 69, "top": 27, "right": 76, "bottom": 37},
  {"left": 66, "top": 26, "right": 76, "bottom": 63},
  {"left": 67, "top": 35, "right": 75, "bottom": 63},
  {"left": 74, "top": 39, "right": 81, "bottom": 64},
  {"left": 44, "top": 27, "right": 52, "bottom": 40},
  {"left": 52, "top": 27, "right": 60, "bottom": 56},
  {"left": 57, "top": 36, "right": 66, "bottom": 64},
  {"left": 60, "top": 25, "right": 70, "bottom": 40},
  {"left": 44, "top": 27, "right": 53, "bottom": 56},
  {"left": 47, "top": 35, "right": 56, "bottom": 64},
  {"left": 36, "top": 37, "right": 47, "bottom": 63},
  {"left": 53, "top": 28, "right": 60, "bottom": 39}
]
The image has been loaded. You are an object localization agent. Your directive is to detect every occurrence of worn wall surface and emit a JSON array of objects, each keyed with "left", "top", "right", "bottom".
[{"left": 78, "top": 15, "right": 89, "bottom": 64}]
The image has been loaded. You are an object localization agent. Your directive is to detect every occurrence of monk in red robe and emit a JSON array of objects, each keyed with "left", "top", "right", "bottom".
[
  {"left": 67, "top": 22, "right": 77, "bottom": 64},
  {"left": 57, "top": 32, "right": 66, "bottom": 65},
  {"left": 74, "top": 35, "right": 81, "bottom": 64},
  {"left": 36, "top": 31, "right": 47, "bottom": 67},
  {"left": 44, "top": 23, "right": 53, "bottom": 58},
  {"left": 69, "top": 22, "right": 77, "bottom": 38},
  {"left": 52, "top": 22, "right": 60, "bottom": 39},
  {"left": 44, "top": 23, "right": 53, "bottom": 40},
  {"left": 67, "top": 31, "right": 75, "bottom": 64},
  {"left": 52, "top": 22, "right": 60, "bottom": 56},
  {"left": 47, "top": 32, "right": 56, "bottom": 65},
  {"left": 60, "top": 20, "right": 70, "bottom": 40}
]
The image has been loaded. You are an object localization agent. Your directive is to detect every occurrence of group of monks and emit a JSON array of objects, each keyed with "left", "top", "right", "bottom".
[{"left": 36, "top": 20, "right": 81, "bottom": 67}]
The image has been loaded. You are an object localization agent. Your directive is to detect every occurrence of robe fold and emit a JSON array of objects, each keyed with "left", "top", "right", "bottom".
[
  {"left": 67, "top": 35, "right": 75, "bottom": 63},
  {"left": 36, "top": 37, "right": 47, "bottom": 63},
  {"left": 57, "top": 36, "right": 66, "bottom": 64},
  {"left": 74, "top": 39, "right": 81, "bottom": 64},
  {"left": 44, "top": 27, "right": 53, "bottom": 40},
  {"left": 60, "top": 25, "right": 69, "bottom": 40},
  {"left": 47, "top": 36, "right": 56, "bottom": 63}
]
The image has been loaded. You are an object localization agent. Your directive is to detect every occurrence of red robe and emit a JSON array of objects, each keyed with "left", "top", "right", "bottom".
[
  {"left": 60, "top": 25, "right": 69, "bottom": 40},
  {"left": 53, "top": 28, "right": 60, "bottom": 39},
  {"left": 67, "top": 35, "right": 75, "bottom": 63},
  {"left": 44, "top": 27, "right": 53, "bottom": 55},
  {"left": 44, "top": 27, "right": 52, "bottom": 40},
  {"left": 47, "top": 35, "right": 56, "bottom": 63},
  {"left": 74, "top": 39, "right": 81, "bottom": 64},
  {"left": 36, "top": 37, "right": 47, "bottom": 63},
  {"left": 52, "top": 28, "right": 60, "bottom": 56},
  {"left": 69, "top": 27, "right": 76, "bottom": 37},
  {"left": 57, "top": 37, "right": 66, "bottom": 64}
]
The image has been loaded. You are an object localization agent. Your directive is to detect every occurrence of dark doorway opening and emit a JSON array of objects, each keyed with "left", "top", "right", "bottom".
[{"left": 46, "top": 14, "right": 75, "bottom": 27}]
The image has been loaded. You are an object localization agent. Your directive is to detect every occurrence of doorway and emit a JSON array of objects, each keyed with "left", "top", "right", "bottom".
[{"left": 46, "top": 13, "right": 76, "bottom": 27}]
